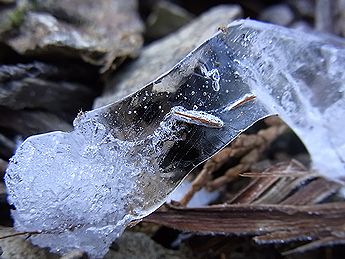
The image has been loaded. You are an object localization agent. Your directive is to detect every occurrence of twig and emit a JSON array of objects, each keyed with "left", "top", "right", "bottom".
[
  {"left": 179, "top": 157, "right": 220, "bottom": 206},
  {"left": 0, "top": 230, "right": 41, "bottom": 240},
  {"left": 145, "top": 203, "right": 345, "bottom": 243}
]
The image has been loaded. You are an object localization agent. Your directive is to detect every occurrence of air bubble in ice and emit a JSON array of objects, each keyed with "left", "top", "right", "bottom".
[{"left": 199, "top": 64, "right": 221, "bottom": 91}]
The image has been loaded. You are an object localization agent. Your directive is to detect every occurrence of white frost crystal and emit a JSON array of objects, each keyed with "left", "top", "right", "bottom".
[{"left": 6, "top": 118, "right": 135, "bottom": 257}]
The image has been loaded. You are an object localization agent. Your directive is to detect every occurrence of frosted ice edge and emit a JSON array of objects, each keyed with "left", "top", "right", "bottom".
[
  {"left": 5, "top": 120, "right": 134, "bottom": 257},
  {"left": 225, "top": 20, "right": 345, "bottom": 181}
]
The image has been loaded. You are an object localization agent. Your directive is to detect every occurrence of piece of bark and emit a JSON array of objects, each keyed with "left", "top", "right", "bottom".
[
  {"left": 259, "top": 4, "right": 295, "bottom": 26},
  {"left": 0, "top": 182, "right": 6, "bottom": 201},
  {"left": 315, "top": 0, "right": 335, "bottom": 33},
  {"left": 0, "top": 62, "right": 96, "bottom": 119},
  {"left": 0, "top": 134, "right": 16, "bottom": 160},
  {"left": 0, "top": 227, "right": 58, "bottom": 259},
  {"left": 228, "top": 176, "right": 280, "bottom": 204},
  {"left": 281, "top": 177, "right": 341, "bottom": 205},
  {"left": 151, "top": 160, "right": 343, "bottom": 250},
  {"left": 252, "top": 174, "right": 317, "bottom": 204},
  {"left": 94, "top": 5, "right": 242, "bottom": 108},
  {"left": 0, "top": 179, "right": 12, "bottom": 228},
  {"left": 0, "top": 2, "right": 26, "bottom": 35},
  {"left": 288, "top": 0, "right": 315, "bottom": 18},
  {"left": 0, "top": 0, "right": 15, "bottom": 4},
  {"left": 0, "top": 60, "right": 98, "bottom": 84},
  {"left": 0, "top": 158, "right": 7, "bottom": 178},
  {"left": 145, "top": 203, "right": 345, "bottom": 243},
  {"left": 145, "top": 0, "right": 194, "bottom": 40},
  {"left": 60, "top": 250, "right": 87, "bottom": 259},
  {"left": 230, "top": 161, "right": 337, "bottom": 206},
  {"left": 282, "top": 237, "right": 345, "bottom": 255},
  {"left": 103, "top": 232, "right": 190, "bottom": 259},
  {"left": 1, "top": 0, "right": 144, "bottom": 72},
  {"left": 335, "top": 0, "right": 345, "bottom": 37},
  {"left": 0, "top": 108, "right": 72, "bottom": 137}
]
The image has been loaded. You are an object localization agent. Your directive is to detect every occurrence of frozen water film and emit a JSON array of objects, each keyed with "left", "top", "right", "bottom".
[{"left": 5, "top": 19, "right": 345, "bottom": 257}]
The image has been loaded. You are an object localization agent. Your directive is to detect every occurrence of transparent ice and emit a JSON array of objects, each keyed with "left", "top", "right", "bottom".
[{"left": 5, "top": 19, "right": 345, "bottom": 258}]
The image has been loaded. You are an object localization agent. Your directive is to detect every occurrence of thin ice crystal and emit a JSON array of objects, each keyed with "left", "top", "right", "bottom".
[{"left": 5, "top": 19, "right": 345, "bottom": 258}]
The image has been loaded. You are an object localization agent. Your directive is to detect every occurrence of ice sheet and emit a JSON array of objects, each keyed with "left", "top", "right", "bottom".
[{"left": 5, "top": 19, "right": 345, "bottom": 257}]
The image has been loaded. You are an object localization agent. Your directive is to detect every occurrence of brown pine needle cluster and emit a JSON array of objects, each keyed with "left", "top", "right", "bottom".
[{"left": 179, "top": 117, "right": 288, "bottom": 206}]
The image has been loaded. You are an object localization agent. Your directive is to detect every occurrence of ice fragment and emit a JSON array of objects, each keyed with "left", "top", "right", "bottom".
[{"left": 5, "top": 19, "right": 345, "bottom": 258}]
